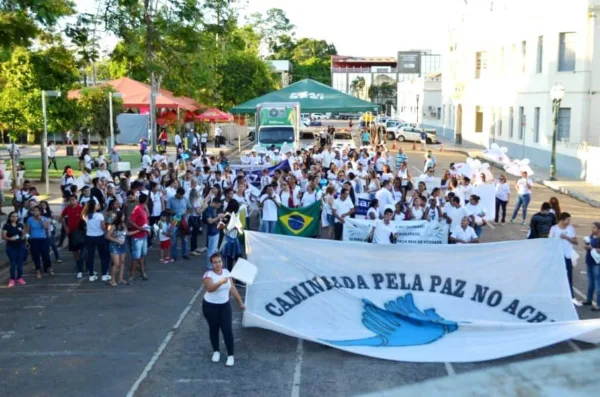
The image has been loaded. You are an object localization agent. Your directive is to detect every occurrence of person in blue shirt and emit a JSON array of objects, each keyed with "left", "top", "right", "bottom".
[
  {"left": 23, "top": 206, "right": 53, "bottom": 278},
  {"left": 395, "top": 148, "right": 408, "bottom": 169},
  {"left": 203, "top": 197, "right": 224, "bottom": 269},
  {"left": 361, "top": 129, "right": 371, "bottom": 146},
  {"left": 167, "top": 187, "right": 192, "bottom": 260},
  {"left": 419, "top": 130, "right": 427, "bottom": 151},
  {"left": 583, "top": 222, "right": 600, "bottom": 310}
]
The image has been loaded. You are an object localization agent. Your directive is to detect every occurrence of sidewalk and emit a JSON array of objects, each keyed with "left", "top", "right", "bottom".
[{"left": 437, "top": 137, "right": 600, "bottom": 208}]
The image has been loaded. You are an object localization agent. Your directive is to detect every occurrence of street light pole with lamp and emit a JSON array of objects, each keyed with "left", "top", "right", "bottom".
[
  {"left": 549, "top": 84, "right": 565, "bottom": 181},
  {"left": 416, "top": 94, "right": 420, "bottom": 127},
  {"left": 42, "top": 90, "right": 61, "bottom": 195},
  {"left": 108, "top": 92, "right": 123, "bottom": 151}
]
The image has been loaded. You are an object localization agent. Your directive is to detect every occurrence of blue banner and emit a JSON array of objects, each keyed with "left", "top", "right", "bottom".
[{"left": 355, "top": 196, "right": 371, "bottom": 217}]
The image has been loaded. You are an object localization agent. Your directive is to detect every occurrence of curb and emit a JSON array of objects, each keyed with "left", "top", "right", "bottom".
[{"left": 440, "top": 146, "right": 600, "bottom": 209}]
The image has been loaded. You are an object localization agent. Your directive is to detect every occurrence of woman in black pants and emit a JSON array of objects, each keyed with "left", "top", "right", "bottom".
[{"left": 202, "top": 253, "right": 245, "bottom": 367}]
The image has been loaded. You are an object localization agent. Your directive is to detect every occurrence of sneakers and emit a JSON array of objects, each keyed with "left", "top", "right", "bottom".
[
  {"left": 160, "top": 259, "right": 167, "bottom": 263},
  {"left": 198, "top": 247, "right": 207, "bottom": 253},
  {"left": 56, "top": 259, "right": 62, "bottom": 263},
  {"left": 76, "top": 272, "right": 83, "bottom": 279},
  {"left": 8, "top": 279, "right": 15, "bottom": 288},
  {"left": 190, "top": 251, "right": 199, "bottom": 257},
  {"left": 211, "top": 352, "right": 221, "bottom": 363},
  {"left": 225, "top": 356, "right": 234, "bottom": 367},
  {"left": 168, "top": 258, "right": 175, "bottom": 263},
  {"left": 572, "top": 298, "right": 583, "bottom": 307},
  {"left": 89, "top": 275, "right": 98, "bottom": 282},
  {"left": 509, "top": 219, "right": 514, "bottom": 224},
  {"left": 16, "top": 278, "right": 26, "bottom": 286},
  {"left": 101, "top": 275, "right": 112, "bottom": 282},
  {"left": 521, "top": 221, "right": 528, "bottom": 226}
]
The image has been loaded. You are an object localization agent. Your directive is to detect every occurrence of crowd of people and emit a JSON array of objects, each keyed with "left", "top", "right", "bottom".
[{"left": 2, "top": 134, "right": 600, "bottom": 366}]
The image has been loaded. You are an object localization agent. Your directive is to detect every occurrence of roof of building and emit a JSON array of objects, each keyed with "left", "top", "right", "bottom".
[{"left": 332, "top": 55, "right": 397, "bottom": 64}]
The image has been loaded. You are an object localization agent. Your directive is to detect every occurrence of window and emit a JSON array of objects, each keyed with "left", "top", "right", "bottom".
[
  {"left": 536, "top": 36, "right": 543, "bottom": 73},
  {"left": 475, "top": 51, "right": 488, "bottom": 79},
  {"left": 557, "top": 108, "right": 571, "bottom": 140},
  {"left": 521, "top": 41, "right": 527, "bottom": 73},
  {"left": 509, "top": 107, "right": 514, "bottom": 138},
  {"left": 497, "top": 106, "right": 503, "bottom": 136},
  {"left": 518, "top": 107, "right": 524, "bottom": 139},
  {"left": 475, "top": 106, "right": 483, "bottom": 132},
  {"left": 490, "top": 107, "right": 496, "bottom": 136},
  {"left": 558, "top": 32, "right": 576, "bottom": 72},
  {"left": 438, "top": 107, "right": 442, "bottom": 120},
  {"left": 534, "top": 107, "right": 540, "bottom": 143}
]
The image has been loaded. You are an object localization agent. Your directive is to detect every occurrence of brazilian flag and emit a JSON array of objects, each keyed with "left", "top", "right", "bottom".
[{"left": 274, "top": 201, "right": 321, "bottom": 237}]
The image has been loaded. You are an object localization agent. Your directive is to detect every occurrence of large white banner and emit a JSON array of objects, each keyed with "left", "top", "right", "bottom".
[
  {"left": 243, "top": 232, "right": 600, "bottom": 362},
  {"left": 473, "top": 183, "right": 496, "bottom": 221},
  {"left": 343, "top": 219, "right": 449, "bottom": 245}
]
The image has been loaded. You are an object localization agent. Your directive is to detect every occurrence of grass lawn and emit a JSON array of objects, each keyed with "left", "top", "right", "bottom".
[{"left": 19, "top": 152, "right": 142, "bottom": 179}]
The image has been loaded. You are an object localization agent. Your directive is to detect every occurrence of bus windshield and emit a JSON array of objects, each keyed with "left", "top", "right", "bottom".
[{"left": 258, "top": 127, "right": 295, "bottom": 144}]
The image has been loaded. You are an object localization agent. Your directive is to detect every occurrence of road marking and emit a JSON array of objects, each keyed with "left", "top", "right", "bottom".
[
  {"left": 573, "top": 287, "right": 586, "bottom": 301},
  {"left": 444, "top": 362, "right": 456, "bottom": 376},
  {"left": 290, "top": 339, "right": 304, "bottom": 397},
  {"left": 23, "top": 306, "right": 45, "bottom": 309},
  {"left": 126, "top": 285, "right": 204, "bottom": 397},
  {"left": 567, "top": 340, "right": 582, "bottom": 352},
  {"left": 175, "top": 379, "right": 230, "bottom": 384},
  {"left": 0, "top": 351, "right": 144, "bottom": 357}
]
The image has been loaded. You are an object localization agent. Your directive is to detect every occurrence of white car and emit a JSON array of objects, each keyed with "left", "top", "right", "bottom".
[
  {"left": 387, "top": 122, "right": 415, "bottom": 140},
  {"left": 311, "top": 113, "right": 327, "bottom": 120},
  {"left": 395, "top": 127, "right": 440, "bottom": 144},
  {"left": 332, "top": 132, "right": 357, "bottom": 150}
]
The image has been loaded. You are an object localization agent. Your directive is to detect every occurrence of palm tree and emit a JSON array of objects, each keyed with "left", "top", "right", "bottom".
[{"left": 350, "top": 76, "right": 366, "bottom": 99}]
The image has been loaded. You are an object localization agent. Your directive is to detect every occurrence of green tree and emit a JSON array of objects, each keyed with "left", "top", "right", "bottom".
[
  {"left": 351, "top": 76, "right": 366, "bottom": 99},
  {"left": 0, "top": 0, "right": 75, "bottom": 49},
  {"left": 368, "top": 82, "right": 397, "bottom": 115},
  {"left": 76, "top": 86, "right": 123, "bottom": 149},
  {"left": 217, "top": 52, "right": 277, "bottom": 110}
]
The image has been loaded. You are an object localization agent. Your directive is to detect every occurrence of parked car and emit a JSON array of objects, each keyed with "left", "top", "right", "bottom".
[
  {"left": 332, "top": 131, "right": 356, "bottom": 150},
  {"left": 300, "top": 131, "right": 318, "bottom": 149},
  {"left": 386, "top": 122, "right": 415, "bottom": 140},
  {"left": 394, "top": 127, "right": 440, "bottom": 144}
]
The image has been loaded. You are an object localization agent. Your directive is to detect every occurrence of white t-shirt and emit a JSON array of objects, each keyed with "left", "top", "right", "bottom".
[
  {"left": 465, "top": 203, "right": 486, "bottom": 219},
  {"left": 375, "top": 188, "right": 394, "bottom": 217},
  {"left": 301, "top": 190, "right": 321, "bottom": 207},
  {"left": 201, "top": 133, "right": 208, "bottom": 143},
  {"left": 451, "top": 226, "right": 478, "bottom": 243},
  {"left": 215, "top": 127, "right": 222, "bottom": 137},
  {"left": 448, "top": 205, "right": 471, "bottom": 232},
  {"left": 203, "top": 269, "right": 231, "bottom": 304},
  {"left": 495, "top": 182, "right": 510, "bottom": 201},
  {"left": 150, "top": 191, "right": 163, "bottom": 217},
  {"left": 47, "top": 146, "right": 57, "bottom": 157},
  {"left": 549, "top": 225, "right": 576, "bottom": 259},
  {"left": 260, "top": 194, "right": 281, "bottom": 221},
  {"left": 95, "top": 169, "right": 111, "bottom": 180},
  {"left": 174, "top": 135, "right": 182, "bottom": 146},
  {"left": 142, "top": 154, "right": 152, "bottom": 169},
  {"left": 158, "top": 221, "right": 170, "bottom": 241},
  {"left": 333, "top": 197, "right": 354, "bottom": 223},
  {"left": 84, "top": 213, "right": 105, "bottom": 237},
  {"left": 371, "top": 219, "right": 396, "bottom": 244},
  {"left": 84, "top": 154, "right": 94, "bottom": 170},
  {"left": 516, "top": 177, "right": 533, "bottom": 195}
]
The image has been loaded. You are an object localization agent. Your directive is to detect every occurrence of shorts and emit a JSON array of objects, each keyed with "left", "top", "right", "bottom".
[
  {"left": 131, "top": 237, "right": 148, "bottom": 260},
  {"left": 160, "top": 240, "right": 171, "bottom": 250},
  {"left": 109, "top": 242, "right": 127, "bottom": 255},
  {"left": 327, "top": 214, "right": 335, "bottom": 225}
]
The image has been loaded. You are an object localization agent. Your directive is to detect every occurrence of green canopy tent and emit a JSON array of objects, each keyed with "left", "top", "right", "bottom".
[{"left": 230, "top": 79, "right": 379, "bottom": 114}]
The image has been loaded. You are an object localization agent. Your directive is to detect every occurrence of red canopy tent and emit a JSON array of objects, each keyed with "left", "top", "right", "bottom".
[
  {"left": 156, "top": 110, "right": 198, "bottom": 125},
  {"left": 195, "top": 108, "right": 233, "bottom": 123},
  {"left": 68, "top": 77, "right": 202, "bottom": 111}
]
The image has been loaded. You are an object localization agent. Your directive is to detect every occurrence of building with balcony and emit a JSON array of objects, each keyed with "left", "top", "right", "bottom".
[
  {"left": 441, "top": 0, "right": 600, "bottom": 182},
  {"left": 330, "top": 51, "right": 442, "bottom": 103}
]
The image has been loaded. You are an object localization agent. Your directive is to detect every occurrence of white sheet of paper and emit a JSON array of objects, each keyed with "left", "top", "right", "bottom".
[
  {"left": 230, "top": 258, "right": 258, "bottom": 285},
  {"left": 592, "top": 249, "right": 600, "bottom": 265}
]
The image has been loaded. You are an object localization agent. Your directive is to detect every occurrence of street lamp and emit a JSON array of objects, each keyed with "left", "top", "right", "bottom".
[
  {"left": 42, "top": 90, "right": 61, "bottom": 195},
  {"left": 109, "top": 92, "right": 123, "bottom": 151},
  {"left": 416, "top": 94, "right": 420, "bottom": 127},
  {"left": 549, "top": 83, "right": 565, "bottom": 181}
]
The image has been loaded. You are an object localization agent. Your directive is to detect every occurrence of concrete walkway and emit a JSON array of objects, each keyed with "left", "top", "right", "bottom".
[{"left": 438, "top": 137, "right": 600, "bottom": 208}]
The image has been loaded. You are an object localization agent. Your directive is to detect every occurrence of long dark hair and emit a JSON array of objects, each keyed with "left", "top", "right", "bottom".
[
  {"left": 39, "top": 200, "right": 52, "bottom": 217},
  {"left": 86, "top": 200, "right": 97, "bottom": 220},
  {"left": 7, "top": 211, "right": 19, "bottom": 226},
  {"left": 224, "top": 199, "right": 240, "bottom": 215},
  {"left": 113, "top": 211, "right": 124, "bottom": 228}
]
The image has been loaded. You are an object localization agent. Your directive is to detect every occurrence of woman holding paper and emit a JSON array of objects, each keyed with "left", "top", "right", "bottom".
[
  {"left": 549, "top": 212, "right": 579, "bottom": 304},
  {"left": 203, "top": 252, "right": 245, "bottom": 367},
  {"left": 218, "top": 200, "right": 244, "bottom": 272},
  {"left": 583, "top": 222, "right": 600, "bottom": 310}
]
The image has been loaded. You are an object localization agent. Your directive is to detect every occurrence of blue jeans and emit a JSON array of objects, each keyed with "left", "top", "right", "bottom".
[
  {"left": 260, "top": 220, "right": 276, "bottom": 234},
  {"left": 171, "top": 229, "right": 188, "bottom": 259},
  {"left": 511, "top": 193, "right": 531, "bottom": 221},
  {"left": 6, "top": 244, "right": 26, "bottom": 280},
  {"left": 131, "top": 237, "right": 148, "bottom": 260},
  {"left": 586, "top": 264, "right": 600, "bottom": 303},
  {"left": 473, "top": 225, "right": 483, "bottom": 238},
  {"left": 565, "top": 257, "right": 573, "bottom": 298},
  {"left": 206, "top": 234, "right": 220, "bottom": 269},
  {"left": 29, "top": 238, "right": 51, "bottom": 272},
  {"left": 86, "top": 235, "right": 109, "bottom": 276}
]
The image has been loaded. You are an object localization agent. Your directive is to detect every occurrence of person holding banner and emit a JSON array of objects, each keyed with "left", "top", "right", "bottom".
[
  {"left": 549, "top": 212, "right": 579, "bottom": 304},
  {"left": 202, "top": 253, "right": 245, "bottom": 367},
  {"left": 375, "top": 181, "right": 394, "bottom": 217},
  {"left": 366, "top": 199, "right": 379, "bottom": 220},
  {"left": 332, "top": 188, "right": 355, "bottom": 241},
  {"left": 583, "top": 222, "right": 600, "bottom": 310},
  {"left": 259, "top": 186, "right": 281, "bottom": 234},
  {"left": 368, "top": 208, "right": 398, "bottom": 244}
]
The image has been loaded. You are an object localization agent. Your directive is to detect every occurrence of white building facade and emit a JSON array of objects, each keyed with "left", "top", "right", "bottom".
[
  {"left": 441, "top": 0, "right": 600, "bottom": 182},
  {"left": 397, "top": 74, "right": 443, "bottom": 131}
]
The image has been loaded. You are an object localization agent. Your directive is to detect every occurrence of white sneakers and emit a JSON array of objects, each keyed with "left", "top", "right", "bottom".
[
  {"left": 101, "top": 275, "right": 112, "bottom": 282},
  {"left": 211, "top": 352, "right": 234, "bottom": 366},
  {"left": 89, "top": 275, "right": 98, "bottom": 282},
  {"left": 76, "top": 272, "right": 83, "bottom": 279}
]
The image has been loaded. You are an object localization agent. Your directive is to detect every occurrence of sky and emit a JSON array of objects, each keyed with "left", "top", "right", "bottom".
[{"left": 77, "top": 0, "right": 461, "bottom": 57}]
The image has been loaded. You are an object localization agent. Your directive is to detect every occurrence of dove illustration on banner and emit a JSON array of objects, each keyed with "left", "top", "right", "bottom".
[
  {"left": 323, "top": 294, "right": 458, "bottom": 347},
  {"left": 503, "top": 159, "right": 535, "bottom": 177}
]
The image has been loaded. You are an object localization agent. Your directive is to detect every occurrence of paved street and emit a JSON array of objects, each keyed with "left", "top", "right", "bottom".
[{"left": 0, "top": 122, "right": 599, "bottom": 397}]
